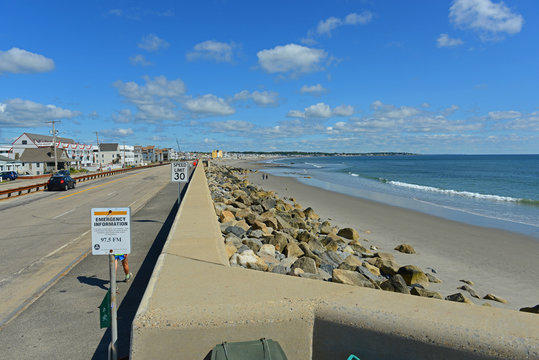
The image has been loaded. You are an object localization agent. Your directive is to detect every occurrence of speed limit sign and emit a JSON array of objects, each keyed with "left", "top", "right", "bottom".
[{"left": 171, "top": 162, "right": 188, "bottom": 182}]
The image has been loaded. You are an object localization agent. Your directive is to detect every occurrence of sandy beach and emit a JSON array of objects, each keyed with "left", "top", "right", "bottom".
[{"left": 215, "top": 158, "right": 539, "bottom": 311}]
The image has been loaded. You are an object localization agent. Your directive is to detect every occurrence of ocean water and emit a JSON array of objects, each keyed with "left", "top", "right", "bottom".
[{"left": 265, "top": 155, "right": 539, "bottom": 239}]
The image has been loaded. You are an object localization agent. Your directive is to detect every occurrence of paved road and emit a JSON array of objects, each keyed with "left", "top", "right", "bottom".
[
  {"left": 0, "top": 177, "right": 179, "bottom": 359},
  {"left": 0, "top": 165, "right": 170, "bottom": 326}
]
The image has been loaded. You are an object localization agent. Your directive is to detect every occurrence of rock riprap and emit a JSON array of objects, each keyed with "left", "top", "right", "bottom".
[{"left": 206, "top": 164, "right": 501, "bottom": 306}]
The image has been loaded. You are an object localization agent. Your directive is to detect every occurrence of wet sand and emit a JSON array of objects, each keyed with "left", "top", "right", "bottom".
[{"left": 215, "top": 158, "right": 539, "bottom": 311}]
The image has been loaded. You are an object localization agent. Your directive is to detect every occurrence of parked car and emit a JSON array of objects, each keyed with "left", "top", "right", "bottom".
[
  {"left": 47, "top": 174, "right": 76, "bottom": 191},
  {"left": 1, "top": 171, "right": 18, "bottom": 181}
]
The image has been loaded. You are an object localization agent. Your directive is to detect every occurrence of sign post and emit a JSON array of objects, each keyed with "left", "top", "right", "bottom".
[
  {"left": 92, "top": 207, "right": 131, "bottom": 360},
  {"left": 171, "top": 161, "right": 189, "bottom": 205}
]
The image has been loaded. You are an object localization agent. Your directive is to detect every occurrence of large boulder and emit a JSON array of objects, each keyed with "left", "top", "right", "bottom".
[
  {"left": 337, "top": 227, "right": 360, "bottom": 241},
  {"left": 219, "top": 210, "right": 235, "bottom": 223},
  {"left": 458, "top": 284, "right": 480, "bottom": 299},
  {"left": 225, "top": 243, "right": 237, "bottom": 259},
  {"left": 483, "top": 293, "right": 508, "bottom": 304},
  {"left": 267, "top": 232, "right": 292, "bottom": 252},
  {"left": 369, "top": 257, "right": 400, "bottom": 276},
  {"left": 397, "top": 265, "right": 429, "bottom": 286},
  {"left": 224, "top": 226, "right": 246, "bottom": 238},
  {"left": 319, "top": 221, "right": 334, "bottom": 235},
  {"left": 445, "top": 293, "right": 472, "bottom": 304},
  {"left": 394, "top": 244, "right": 416, "bottom": 254},
  {"left": 519, "top": 304, "right": 539, "bottom": 314},
  {"left": 411, "top": 287, "right": 443, "bottom": 299},
  {"left": 380, "top": 274, "right": 410, "bottom": 294},
  {"left": 304, "top": 207, "right": 320, "bottom": 220},
  {"left": 243, "top": 238, "right": 263, "bottom": 253},
  {"left": 291, "top": 257, "right": 318, "bottom": 274},
  {"left": 284, "top": 242, "right": 304, "bottom": 258},
  {"left": 332, "top": 269, "right": 376, "bottom": 288}
]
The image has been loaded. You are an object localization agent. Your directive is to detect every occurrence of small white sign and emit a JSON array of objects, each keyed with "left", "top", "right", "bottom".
[
  {"left": 171, "top": 161, "right": 188, "bottom": 183},
  {"left": 91, "top": 208, "right": 131, "bottom": 255}
]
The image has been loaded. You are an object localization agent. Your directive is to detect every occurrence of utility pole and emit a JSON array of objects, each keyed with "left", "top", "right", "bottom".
[
  {"left": 96, "top": 132, "right": 102, "bottom": 171},
  {"left": 123, "top": 143, "right": 126, "bottom": 168},
  {"left": 47, "top": 120, "right": 60, "bottom": 173}
]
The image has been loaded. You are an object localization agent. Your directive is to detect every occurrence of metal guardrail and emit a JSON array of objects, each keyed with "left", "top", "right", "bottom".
[{"left": 0, "top": 163, "right": 169, "bottom": 200}]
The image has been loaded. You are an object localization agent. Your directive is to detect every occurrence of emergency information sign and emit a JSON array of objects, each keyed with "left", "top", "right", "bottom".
[
  {"left": 171, "top": 161, "right": 188, "bottom": 183},
  {"left": 91, "top": 208, "right": 131, "bottom": 255}
]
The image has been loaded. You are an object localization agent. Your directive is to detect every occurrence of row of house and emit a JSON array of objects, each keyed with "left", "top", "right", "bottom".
[{"left": 0, "top": 133, "right": 178, "bottom": 176}]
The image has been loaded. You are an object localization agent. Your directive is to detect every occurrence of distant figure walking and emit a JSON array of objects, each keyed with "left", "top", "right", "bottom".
[{"left": 115, "top": 254, "right": 132, "bottom": 282}]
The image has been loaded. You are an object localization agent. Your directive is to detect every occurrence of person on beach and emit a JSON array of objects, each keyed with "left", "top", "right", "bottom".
[{"left": 115, "top": 254, "right": 132, "bottom": 282}]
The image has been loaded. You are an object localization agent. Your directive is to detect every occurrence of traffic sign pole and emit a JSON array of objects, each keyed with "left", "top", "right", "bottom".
[
  {"left": 109, "top": 253, "right": 118, "bottom": 360},
  {"left": 171, "top": 161, "right": 189, "bottom": 205}
]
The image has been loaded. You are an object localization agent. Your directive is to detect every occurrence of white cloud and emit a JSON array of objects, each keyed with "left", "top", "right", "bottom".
[
  {"left": 0, "top": 98, "right": 80, "bottom": 127},
  {"left": 344, "top": 12, "right": 373, "bottom": 25},
  {"left": 257, "top": 44, "right": 327, "bottom": 75},
  {"left": 129, "top": 54, "right": 151, "bottom": 66},
  {"left": 287, "top": 102, "right": 354, "bottom": 119},
  {"left": 333, "top": 105, "right": 354, "bottom": 117},
  {"left": 183, "top": 94, "right": 235, "bottom": 116},
  {"left": 488, "top": 110, "right": 521, "bottom": 120},
  {"left": 328, "top": 101, "right": 482, "bottom": 136},
  {"left": 232, "top": 90, "right": 279, "bottom": 107},
  {"left": 316, "top": 11, "right": 373, "bottom": 36},
  {"left": 449, "top": 0, "right": 524, "bottom": 40},
  {"left": 113, "top": 75, "right": 186, "bottom": 122},
  {"left": 437, "top": 33, "right": 464, "bottom": 47},
  {"left": 186, "top": 40, "right": 236, "bottom": 63},
  {"left": 102, "top": 128, "right": 134, "bottom": 137},
  {"left": 300, "top": 84, "right": 327, "bottom": 95},
  {"left": 208, "top": 120, "right": 255, "bottom": 133},
  {"left": 138, "top": 34, "right": 169, "bottom": 51},
  {"left": 113, "top": 75, "right": 186, "bottom": 105},
  {"left": 305, "top": 103, "right": 332, "bottom": 118},
  {"left": 0, "top": 48, "right": 55, "bottom": 74},
  {"left": 112, "top": 109, "right": 132, "bottom": 123},
  {"left": 151, "top": 135, "right": 170, "bottom": 142},
  {"left": 317, "top": 17, "right": 341, "bottom": 36}
]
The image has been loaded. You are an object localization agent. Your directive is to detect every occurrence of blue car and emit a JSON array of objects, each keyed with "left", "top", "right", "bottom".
[{"left": 1, "top": 171, "right": 18, "bottom": 181}]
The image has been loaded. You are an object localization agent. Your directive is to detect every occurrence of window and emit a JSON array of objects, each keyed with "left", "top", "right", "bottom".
[
  {"left": 22, "top": 140, "right": 27, "bottom": 145},
  {"left": 36, "top": 163, "right": 40, "bottom": 167}
]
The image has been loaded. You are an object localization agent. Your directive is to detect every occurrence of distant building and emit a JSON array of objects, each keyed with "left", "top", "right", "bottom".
[
  {"left": 11, "top": 133, "right": 93, "bottom": 167},
  {"left": 212, "top": 149, "right": 223, "bottom": 159},
  {"left": 97, "top": 143, "right": 121, "bottom": 166},
  {"left": 0, "top": 155, "right": 22, "bottom": 173},
  {"left": 141, "top": 146, "right": 156, "bottom": 163},
  {"left": 19, "top": 148, "right": 73, "bottom": 175}
]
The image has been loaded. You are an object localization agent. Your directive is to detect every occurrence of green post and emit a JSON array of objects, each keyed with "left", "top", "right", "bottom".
[{"left": 99, "top": 290, "right": 111, "bottom": 329}]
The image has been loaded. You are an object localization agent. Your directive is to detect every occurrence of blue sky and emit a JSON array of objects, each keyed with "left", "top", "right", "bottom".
[{"left": 1, "top": 0, "right": 538, "bottom": 154}]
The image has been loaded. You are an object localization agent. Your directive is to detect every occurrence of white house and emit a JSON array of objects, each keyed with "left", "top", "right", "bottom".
[
  {"left": 19, "top": 148, "right": 73, "bottom": 176},
  {"left": 11, "top": 133, "right": 93, "bottom": 168},
  {"left": 0, "top": 155, "right": 23, "bottom": 173}
]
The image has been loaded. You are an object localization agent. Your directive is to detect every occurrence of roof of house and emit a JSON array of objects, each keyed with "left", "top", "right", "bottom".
[
  {"left": 0, "top": 155, "right": 15, "bottom": 162},
  {"left": 19, "top": 148, "right": 73, "bottom": 162},
  {"left": 99, "top": 143, "right": 119, "bottom": 151},
  {"left": 23, "top": 133, "right": 75, "bottom": 144}
]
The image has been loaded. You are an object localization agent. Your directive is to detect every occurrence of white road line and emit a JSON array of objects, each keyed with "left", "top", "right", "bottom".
[
  {"left": 107, "top": 192, "right": 116, "bottom": 196},
  {"left": 52, "top": 208, "right": 75, "bottom": 219}
]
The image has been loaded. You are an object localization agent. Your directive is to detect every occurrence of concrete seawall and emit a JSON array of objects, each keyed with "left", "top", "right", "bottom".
[{"left": 130, "top": 164, "right": 539, "bottom": 359}]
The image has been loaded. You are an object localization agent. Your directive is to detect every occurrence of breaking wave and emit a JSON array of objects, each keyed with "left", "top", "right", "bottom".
[{"left": 387, "top": 180, "right": 539, "bottom": 205}]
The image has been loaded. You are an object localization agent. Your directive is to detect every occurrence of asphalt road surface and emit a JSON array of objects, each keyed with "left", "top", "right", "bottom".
[{"left": 0, "top": 164, "right": 179, "bottom": 359}]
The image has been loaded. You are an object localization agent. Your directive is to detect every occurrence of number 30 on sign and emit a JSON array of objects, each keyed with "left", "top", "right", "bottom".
[{"left": 171, "top": 162, "right": 188, "bottom": 182}]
